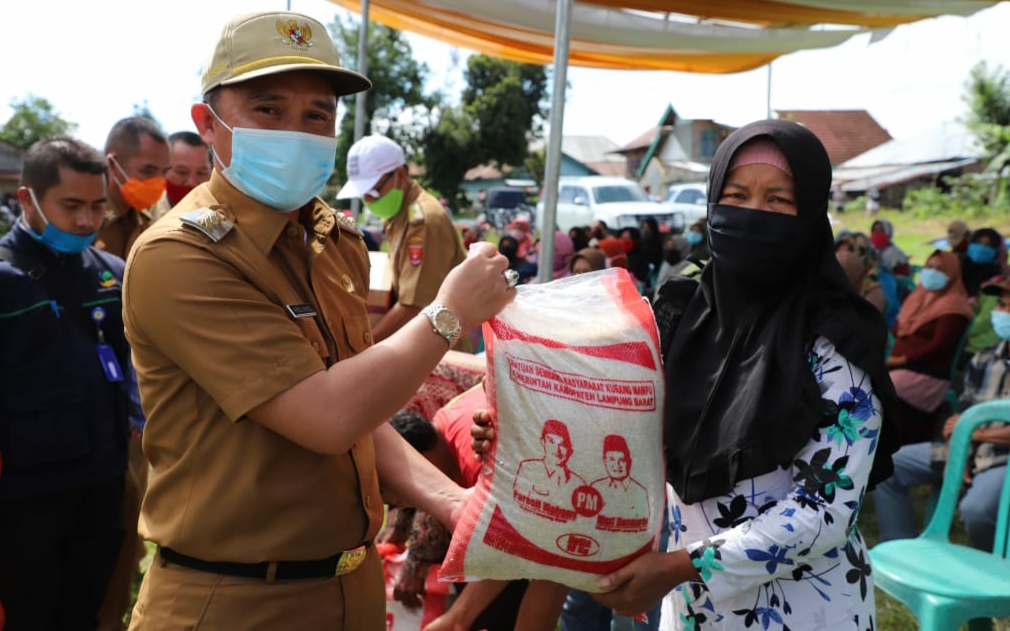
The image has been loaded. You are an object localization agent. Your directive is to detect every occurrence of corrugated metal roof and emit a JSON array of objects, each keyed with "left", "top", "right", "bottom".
[
  {"left": 834, "top": 157, "right": 980, "bottom": 192},
  {"left": 840, "top": 120, "right": 986, "bottom": 168}
]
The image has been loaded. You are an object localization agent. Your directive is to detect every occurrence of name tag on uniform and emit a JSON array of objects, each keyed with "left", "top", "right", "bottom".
[
  {"left": 96, "top": 343, "right": 124, "bottom": 382},
  {"left": 286, "top": 303, "right": 317, "bottom": 319}
]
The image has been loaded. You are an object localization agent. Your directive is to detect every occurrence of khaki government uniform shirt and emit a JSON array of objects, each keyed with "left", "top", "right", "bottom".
[
  {"left": 384, "top": 181, "right": 466, "bottom": 309},
  {"left": 123, "top": 171, "right": 383, "bottom": 562},
  {"left": 98, "top": 196, "right": 153, "bottom": 259}
]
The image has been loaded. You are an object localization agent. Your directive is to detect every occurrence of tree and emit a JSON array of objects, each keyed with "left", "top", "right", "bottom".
[
  {"left": 131, "top": 100, "right": 160, "bottom": 126},
  {"left": 0, "top": 94, "right": 77, "bottom": 149},
  {"left": 463, "top": 55, "right": 548, "bottom": 168},
  {"left": 421, "top": 105, "right": 479, "bottom": 211},
  {"left": 422, "top": 55, "right": 549, "bottom": 207},
  {"left": 329, "top": 15, "right": 433, "bottom": 185},
  {"left": 963, "top": 61, "right": 1010, "bottom": 203}
]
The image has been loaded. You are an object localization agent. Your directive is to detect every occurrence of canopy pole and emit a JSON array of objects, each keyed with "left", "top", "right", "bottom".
[
  {"left": 766, "top": 61, "right": 772, "bottom": 119},
  {"left": 351, "top": 0, "right": 370, "bottom": 218},
  {"left": 536, "top": 0, "right": 573, "bottom": 285}
]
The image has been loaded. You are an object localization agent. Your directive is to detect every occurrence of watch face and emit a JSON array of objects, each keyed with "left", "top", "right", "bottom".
[{"left": 434, "top": 309, "right": 459, "bottom": 333}]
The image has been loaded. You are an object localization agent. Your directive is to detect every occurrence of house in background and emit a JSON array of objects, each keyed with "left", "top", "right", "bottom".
[
  {"left": 610, "top": 104, "right": 734, "bottom": 197},
  {"left": 0, "top": 141, "right": 24, "bottom": 196},
  {"left": 832, "top": 120, "right": 987, "bottom": 207},
  {"left": 776, "top": 109, "right": 892, "bottom": 166},
  {"left": 460, "top": 135, "right": 626, "bottom": 200}
]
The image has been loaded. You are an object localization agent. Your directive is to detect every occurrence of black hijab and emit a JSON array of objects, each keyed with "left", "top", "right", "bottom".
[
  {"left": 962, "top": 227, "right": 1003, "bottom": 297},
  {"left": 655, "top": 120, "right": 899, "bottom": 504}
]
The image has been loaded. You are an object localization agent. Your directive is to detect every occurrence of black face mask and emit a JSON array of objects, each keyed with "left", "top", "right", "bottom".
[
  {"left": 707, "top": 203, "right": 807, "bottom": 284},
  {"left": 663, "top": 246, "right": 682, "bottom": 266}
]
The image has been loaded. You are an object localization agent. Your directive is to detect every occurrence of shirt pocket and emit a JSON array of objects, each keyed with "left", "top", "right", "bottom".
[{"left": 342, "top": 312, "right": 373, "bottom": 356}]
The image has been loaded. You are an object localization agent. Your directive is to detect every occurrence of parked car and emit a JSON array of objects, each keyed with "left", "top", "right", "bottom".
[
  {"left": 664, "top": 181, "right": 708, "bottom": 225},
  {"left": 482, "top": 186, "right": 532, "bottom": 231},
  {"left": 536, "top": 176, "right": 685, "bottom": 235}
]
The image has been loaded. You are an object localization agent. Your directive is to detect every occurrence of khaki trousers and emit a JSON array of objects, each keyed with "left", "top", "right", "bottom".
[
  {"left": 128, "top": 546, "right": 384, "bottom": 630},
  {"left": 97, "top": 436, "right": 148, "bottom": 631}
]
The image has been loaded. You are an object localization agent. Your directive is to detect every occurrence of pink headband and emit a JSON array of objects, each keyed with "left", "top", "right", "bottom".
[{"left": 729, "top": 137, "right": 793, "bottom": 177}]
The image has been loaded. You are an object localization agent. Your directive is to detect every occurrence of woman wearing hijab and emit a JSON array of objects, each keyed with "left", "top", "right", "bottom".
[
  {"left": 684, "top": 219, "right": 710, "bottom": 262},
  {"left": 568, "top": 247, "right": 607, "bottom": 276},
  {"left": 887, "top": 250, "right": 972, "bottom": 444},
  {"left": 870, "top": 218, "right": 910, "bottom": 277},
  {"left": 593, "top": 120, "right": 898, "bottom": 630},
  {"left": 961, "top": 227, "right": 1003, "bottom": 298},
  {"left": 652, "top": 234, "right": 693, "bottom": 302}
]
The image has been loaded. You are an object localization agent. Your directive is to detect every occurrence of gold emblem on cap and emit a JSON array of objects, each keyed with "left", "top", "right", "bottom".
[
  {"left": 342, "top": 274, "right": 355, "bottom": 293},
  {"left": 276, "top": 20, "right": 314, "bottom": 50}
]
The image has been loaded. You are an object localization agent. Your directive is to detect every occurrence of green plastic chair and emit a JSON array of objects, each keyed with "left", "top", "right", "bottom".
[
  {"left": 944, "top": 317, "right": 975, "bottom": 414},
  {"left": 869, "top": 398, "right": 1010, "bottom": 631}
]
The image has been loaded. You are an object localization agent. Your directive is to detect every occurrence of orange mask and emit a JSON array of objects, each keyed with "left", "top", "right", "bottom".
[
  {"left": 109, "top": 155, "right": 166, "bottom": 210},
  {"left": 120, "top": 176, "right": 166, "bottom": 210}
]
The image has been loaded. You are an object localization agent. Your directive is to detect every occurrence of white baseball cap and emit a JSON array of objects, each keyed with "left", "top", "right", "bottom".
[{"left": 336, "top": 135, "right": 406, "bottom": 199}]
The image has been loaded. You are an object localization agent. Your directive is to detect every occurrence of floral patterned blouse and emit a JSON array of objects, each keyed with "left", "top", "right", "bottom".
[{"left": 660, "top": 337, "right": 882, "bottom": 631}]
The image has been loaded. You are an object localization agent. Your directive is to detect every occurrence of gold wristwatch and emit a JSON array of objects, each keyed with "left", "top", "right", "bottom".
[{"left": 421, "top": 304, "right": 462, "bottom": 348}]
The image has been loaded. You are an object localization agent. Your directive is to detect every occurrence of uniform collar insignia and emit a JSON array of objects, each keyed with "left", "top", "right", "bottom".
[{"left": 181, "top": 208, "right": 235, "bottom": 242}]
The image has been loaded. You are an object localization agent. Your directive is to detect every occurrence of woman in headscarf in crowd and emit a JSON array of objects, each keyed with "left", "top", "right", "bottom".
[
  {"left": 652, "top": 234, "right": 692, "bottom": 301},
  {"left": 870, "top": 218, "right": 910, "bottom": 277},
  {"left": 568, "top": 247, "right": 606, "bottom": 276},
  {"left": 568, "top": 226, "right": 591, "bottom": 253},
  {"left": 593, "top": 120, "right": 898, "bottom": 630},
  {"left": 886, "top": 250, "right": 972, "bottom": 444},
  {"left": 639, "top": 217, "right": 665, "bottom": 276},
  {"left": 947, "top": 219, "right": 971, "bottom": 258},
  {"left": 497, "top": 235, "right": 523, "bottom": 271},
  {"left": 835, "top": 232, "right": 887, "bottom": 315},
  {"left": 684, "top": 218, "right": 710, "bottom": 262},
  {"left": 544, "top": 229, "right": 575, "bottom": 280},
  {"left": 961, "top": 227, "right": 1004, "bottom": 298},
  {"left": 621, "top": 226, "right": 652, "bottom": 291}
]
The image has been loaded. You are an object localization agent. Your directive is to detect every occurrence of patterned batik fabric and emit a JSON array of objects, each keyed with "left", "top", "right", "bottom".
[{"left": 662, "top": 337, "right": 881, "bottom": 631}]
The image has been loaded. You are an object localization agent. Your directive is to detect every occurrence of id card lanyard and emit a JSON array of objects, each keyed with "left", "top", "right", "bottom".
[{"left": 90, "top": 306, "right": 124, "bottom": 382}]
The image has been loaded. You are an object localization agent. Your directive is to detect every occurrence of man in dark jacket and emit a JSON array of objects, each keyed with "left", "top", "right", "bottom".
[{"left": 0, "top": 136, "right": 131, "bottom": 630}]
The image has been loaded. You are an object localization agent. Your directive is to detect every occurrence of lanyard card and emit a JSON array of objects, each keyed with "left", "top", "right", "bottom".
[{"left": 96, "top": 343, "right": 124, "bottom": 382}]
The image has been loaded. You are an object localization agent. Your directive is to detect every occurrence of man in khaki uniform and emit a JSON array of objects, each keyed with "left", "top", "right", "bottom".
[
  {"left": 97, "top": 117, "right": 170, "bottom": 631},
  {"left": 149, "top": 131, "right": 212, "bottom": 222},
  {"left": 122, "top": 11, "right": 513, "bottom": 630},
  {"left": 337, "top": 135, "right": 468, "bottom": 346},
  {"left": 98, "top": 117, "right": 170, "bottom": 258}
]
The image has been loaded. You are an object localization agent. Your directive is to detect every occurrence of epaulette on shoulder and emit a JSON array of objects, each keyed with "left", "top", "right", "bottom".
[
  {"left": 180, "top": 208, "right": 234, "bottom": 242},
  {"left": 408, "top": 202, "right": 425, "bottom": 225},
  {"left": 334, "top": 212, "right": 362, "bottom": 236}
]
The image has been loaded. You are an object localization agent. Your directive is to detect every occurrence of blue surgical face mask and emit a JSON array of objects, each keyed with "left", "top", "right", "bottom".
[
  {"left": 919, "top": 268, "right": 949, "bottom": 292},
  {"left": 991, "top": 310, "right": 1010, "bottom": 340},
  {"left": 967, "top": 242, "right": 998, "bottom": 265},
  {"left": 686, "top": 231, "right": 703, "bottom": 246},
  {"left": 210, "top": 108, "right": 337, "bottom": 212},
  {"left": 22, "top": 188, "right": 97, "bottom": 255}
]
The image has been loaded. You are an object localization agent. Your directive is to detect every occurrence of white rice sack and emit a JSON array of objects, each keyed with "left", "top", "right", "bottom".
[{"left": 441, "top": 268, "right": 665, "bottom": 592}]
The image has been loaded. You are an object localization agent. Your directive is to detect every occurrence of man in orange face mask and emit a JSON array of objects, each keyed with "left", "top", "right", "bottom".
[
  {"left": 97, "top": 117, "right": 170, "bottom": 260},
  {"left": 95, "top": 115, "right": 169, "bottom": 631}
]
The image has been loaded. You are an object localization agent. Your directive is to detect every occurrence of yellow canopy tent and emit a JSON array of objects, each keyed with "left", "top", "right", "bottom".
[
  {"left": 329, "top": 0, "right": 1001, "bottom": 280},
  {"left": 330, "top": 0, "right": 999, "bottom": 71}
]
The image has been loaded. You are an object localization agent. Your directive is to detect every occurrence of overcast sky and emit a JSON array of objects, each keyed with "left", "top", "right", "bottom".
[{"left": 3, "top": 0, "right": 1009, "bottom": 150}]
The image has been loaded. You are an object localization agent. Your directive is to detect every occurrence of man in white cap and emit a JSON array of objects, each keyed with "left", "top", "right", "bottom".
[
  {"left": 337, "top": 135, "right": 469, "bottom": 347},
  {"left": 122, "top": 11, "right": 513, "bottom": 629}
]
